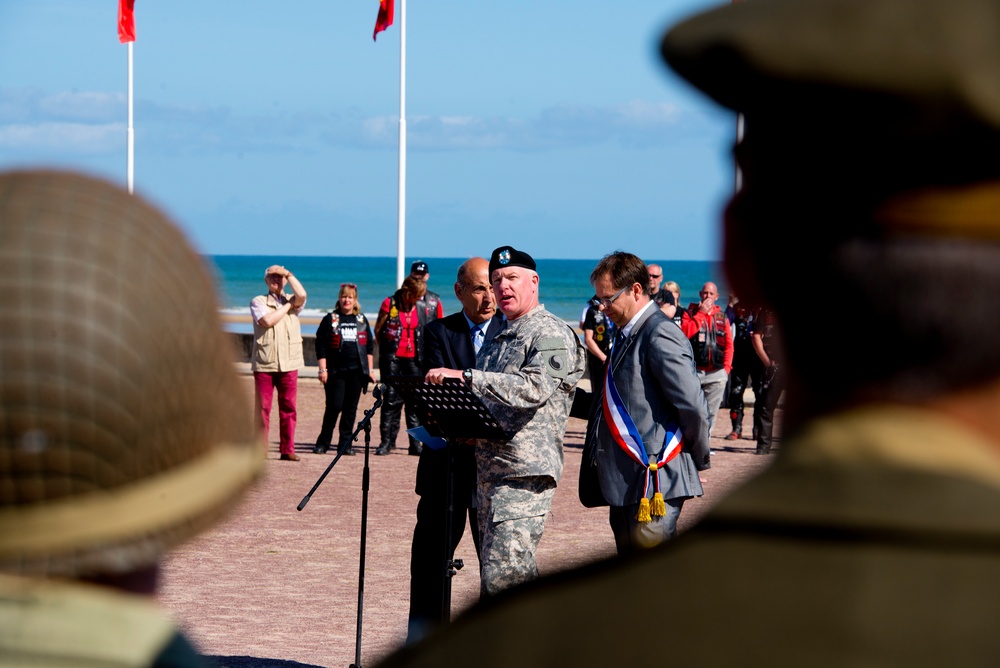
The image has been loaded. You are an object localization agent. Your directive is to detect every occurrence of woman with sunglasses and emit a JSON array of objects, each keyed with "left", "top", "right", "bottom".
[{"left": 313, "top": 283, "right": 376, "bottom": 455}]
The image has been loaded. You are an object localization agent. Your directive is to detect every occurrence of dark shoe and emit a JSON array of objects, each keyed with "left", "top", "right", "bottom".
[
  {"left": 313, "top": 445, "right": 329, "bottom": 455},
  {"left": 338, "top": 444, "right": 356, "bottom": 456},
  {"left": 724, "top": 430, "right": 741, "bottom": 441},
  {"left": 754, "top": 447, "right": 770, "bottom": 455},
  {"left": 280, "top": 453, "right": 301, "bottom": 461},
  {"left": 408, "top": 445, "right": 423, "bottom": 456},
  {"left": 375, "top": 444, "right": 391, "bottom": 456}
]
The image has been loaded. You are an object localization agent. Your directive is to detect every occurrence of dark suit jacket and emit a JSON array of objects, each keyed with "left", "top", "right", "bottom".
[
  {"left": 592, "top": 304, "right": 710, "bottom": 505},
  {"left": 415, "top": 311, "right": 504, "bottom": 496}
]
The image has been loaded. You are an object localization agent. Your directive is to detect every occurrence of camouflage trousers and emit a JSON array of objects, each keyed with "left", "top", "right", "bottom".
[{"left": 477, "top": 475, "right": 557, "bottom": 597}]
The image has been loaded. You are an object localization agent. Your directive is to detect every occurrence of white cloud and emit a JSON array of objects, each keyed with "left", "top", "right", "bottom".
[
  {"left": 37, "top": 91, "right": 125, "bottom": 121},
  {"left": 0, "top": 85, "right": 691, "bottom": 156},
  {"left": 0, "top": 122, "right": 123, "bottom": 153}
]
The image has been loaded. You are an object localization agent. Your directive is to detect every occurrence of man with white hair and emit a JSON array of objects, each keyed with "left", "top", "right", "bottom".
[{"left": 425, "top": 245, "right": 586, "bottom": 595}]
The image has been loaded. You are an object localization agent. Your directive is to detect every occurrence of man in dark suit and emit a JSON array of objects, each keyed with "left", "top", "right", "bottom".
[
  {"left": 406, "top": 257, "right": 504, "bottom": 642},
  {"left": 589, "top": 251, "right": 710, "bottom": 554}
]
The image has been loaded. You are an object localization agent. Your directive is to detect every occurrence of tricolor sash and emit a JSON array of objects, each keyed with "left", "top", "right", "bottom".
[{"left": 602, "top": 338, "right": 684, "bottom": 522}]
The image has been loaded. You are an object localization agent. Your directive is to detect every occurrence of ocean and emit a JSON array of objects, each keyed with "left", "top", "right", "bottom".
[{"left": 207, "top": 255, "right": 728, "bottom": 331}]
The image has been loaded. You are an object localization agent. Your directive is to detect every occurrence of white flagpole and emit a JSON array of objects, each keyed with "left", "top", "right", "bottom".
[
  {"left": 127, "top": 40, "right": 134, "bottom": 194},
  {"left": 396, "top": 0, "right": 407, "bottom": 287}
]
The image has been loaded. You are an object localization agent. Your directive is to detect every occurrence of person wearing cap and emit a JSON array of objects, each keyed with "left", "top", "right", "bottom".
[
  {"left": 424, "top": 246, "right": 586, "bottom": 596},
  {"left": 375, "top": 276, "right": 430, "bottom": 456},
  {"left": 250, "top": 264, "right": 307, "bottom": 461},
  {"left": 0, "top": 170, "right": 263, "bottom": 666},
  {"left": 377, "top": 0, "right": 1000, "bottom": 664},
  {"left": 409, "top": 260, "right": 444, "bottom": 321}
]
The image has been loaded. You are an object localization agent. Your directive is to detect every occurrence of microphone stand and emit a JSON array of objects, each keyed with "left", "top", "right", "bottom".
[
  {"left": 441, "top": 444, "right": 464, "bottom": 624},
  {"left": 299, "top": 383, "right": 385, "bottom": 668}
]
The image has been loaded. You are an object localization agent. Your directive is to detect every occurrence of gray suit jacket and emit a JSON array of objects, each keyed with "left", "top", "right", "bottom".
[{"left": 592, "top": 304, "right": 710, "bottom": 505}]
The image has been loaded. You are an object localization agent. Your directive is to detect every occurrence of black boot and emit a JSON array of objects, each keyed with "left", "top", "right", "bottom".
[{"left": 725, "top": 410, "right": 742, "bottom": 440}]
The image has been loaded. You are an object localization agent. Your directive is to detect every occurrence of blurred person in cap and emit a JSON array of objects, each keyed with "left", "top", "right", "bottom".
[
  {"left": 0, "top": 170, "right": 263, "bottom": 666},
  {"left": 409, "top": 260, "right": 444, "bottom": 321},
  {"left": 377, "top": 0, "right": 1000, "bottom": 664},
  {"left": 250, "top": 263, "right": 307, "bottom": 461},
  {"left": 424, "top": 246, "right": 586, "bottom": 596}
]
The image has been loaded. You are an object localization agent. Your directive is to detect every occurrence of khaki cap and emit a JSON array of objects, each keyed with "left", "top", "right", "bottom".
[
  {"left": 661, "top": 0, "right": 1000, "bottom": 238},
  {"left": 0, "top": 170, "right": 264, "bottom": 577}
]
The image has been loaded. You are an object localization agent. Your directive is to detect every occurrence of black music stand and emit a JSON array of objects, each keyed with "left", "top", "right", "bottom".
[
  {"left": 387, "top": 375, "right": 510, "bottom": 628},
  {"left": 387, "top": 376, "right": 511, "bottom": 442}
]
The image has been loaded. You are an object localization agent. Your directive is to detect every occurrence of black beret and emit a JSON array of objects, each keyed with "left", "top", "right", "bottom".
[{"left": 489, "top": 246, "right": 536, "bottom": 276}]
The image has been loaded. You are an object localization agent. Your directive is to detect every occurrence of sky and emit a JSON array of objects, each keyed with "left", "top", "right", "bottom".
[{"left": 0, "top": 1, "right": 735, "bottom": 260}]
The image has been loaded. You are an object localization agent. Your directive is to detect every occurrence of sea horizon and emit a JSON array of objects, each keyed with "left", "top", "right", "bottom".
[{"left": 206, "top": 255, "right": 728, "bottom": 330}]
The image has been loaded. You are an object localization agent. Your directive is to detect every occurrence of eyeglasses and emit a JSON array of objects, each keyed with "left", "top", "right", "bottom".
[
  {"left": 648, "top": 273, "right": 661, "bottom": 279},
  {"left": 596, "top": 285, "right": 630, "bottom": 309},
  {"left": 340, "top": 283, "right": 357, "bottom": 289}
]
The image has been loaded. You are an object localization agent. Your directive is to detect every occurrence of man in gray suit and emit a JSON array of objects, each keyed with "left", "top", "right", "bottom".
[{"left": 589, "top": 251, "right": 710, "bottom": 553}]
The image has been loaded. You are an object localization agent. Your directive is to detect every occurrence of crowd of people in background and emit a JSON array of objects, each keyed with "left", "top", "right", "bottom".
[{"left": 250, "top": 256, "right": 783, "bottom": 463}]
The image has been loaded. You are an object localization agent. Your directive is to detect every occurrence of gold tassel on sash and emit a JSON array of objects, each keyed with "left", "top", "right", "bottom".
[{"left": 636, "top": 497, "right": 652, "bottom": 522}]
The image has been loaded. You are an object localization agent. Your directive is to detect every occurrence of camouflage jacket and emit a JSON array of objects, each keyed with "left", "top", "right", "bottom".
[{"left": 469, "top": 305, "right": 587, "bottom": 485}]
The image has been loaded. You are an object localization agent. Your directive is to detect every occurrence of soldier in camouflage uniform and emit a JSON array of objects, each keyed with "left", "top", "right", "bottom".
[{"left": 425, "top": 246, "right": 586, "bottom": 595}]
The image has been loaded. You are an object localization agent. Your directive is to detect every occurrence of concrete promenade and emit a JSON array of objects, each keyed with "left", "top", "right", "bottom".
[{"left": 157, "top": 372, "right": 773, "bottom": 668}]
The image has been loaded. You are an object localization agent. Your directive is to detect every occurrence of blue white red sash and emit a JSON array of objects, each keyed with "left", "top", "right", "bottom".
[{"left": 602, "top": 337, "right": 684, "bottom": 520}]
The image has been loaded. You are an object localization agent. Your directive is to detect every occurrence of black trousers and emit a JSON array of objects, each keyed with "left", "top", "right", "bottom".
[
  {"left": 727, "top": 355, "right": 764, "bottom": 431},
  {"left": 407, "top": 447, "right": 481, "bottom": 640},
  {"left": 757, "top": 365, "right": 785, "bottom": 452},
  {"left": 315, "top": 367, "right": 366, "bottom": 447},
  {"left": 378, "top": 356, "right": 421, "bottom": 449}
]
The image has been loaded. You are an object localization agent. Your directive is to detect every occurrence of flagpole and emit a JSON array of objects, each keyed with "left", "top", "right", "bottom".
[
  {"left": 396, "top": 0, "right": 407, "bottom": 288},
  {"left": 127, "top": 40, "right": 134, "bottom": 194}
]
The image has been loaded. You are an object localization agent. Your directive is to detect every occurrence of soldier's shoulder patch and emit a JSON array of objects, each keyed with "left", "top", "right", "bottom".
[{"left": 536, "top": 336, "right": 570, "bottom": 379}]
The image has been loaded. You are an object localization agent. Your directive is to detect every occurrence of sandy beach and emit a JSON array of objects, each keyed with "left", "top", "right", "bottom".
[{"left": 157, "top": 370, "right": 774, "bottom": 668}]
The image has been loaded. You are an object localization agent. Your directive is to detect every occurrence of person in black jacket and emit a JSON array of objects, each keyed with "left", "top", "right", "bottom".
[
  {"left": 406, "top": 257, "right": 504, "bottom": 642},
  {"left": 313, "top": 282, "right": 376, "bottom": 456}
]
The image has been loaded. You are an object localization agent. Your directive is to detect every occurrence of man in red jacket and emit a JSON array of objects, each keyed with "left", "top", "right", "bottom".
[{"left": 678, "top": 282, "right": 733, "bottom": 433}]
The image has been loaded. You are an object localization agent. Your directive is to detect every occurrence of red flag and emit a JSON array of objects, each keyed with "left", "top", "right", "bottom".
[
  {"left": 118, "top": 0, "right": 136, "bottom": 43},
  {"left": 373, "top": 0, "right": 394, "bottom": 41}
]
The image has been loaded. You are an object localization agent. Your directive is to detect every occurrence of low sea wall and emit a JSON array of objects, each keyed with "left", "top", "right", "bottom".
[{"left": 229, "top": 332, "right": 320, "bottom": 366}]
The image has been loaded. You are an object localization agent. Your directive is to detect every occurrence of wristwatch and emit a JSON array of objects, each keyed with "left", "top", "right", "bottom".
[{"left": 463, "top": 369, "right": 473, "bottom": 386}]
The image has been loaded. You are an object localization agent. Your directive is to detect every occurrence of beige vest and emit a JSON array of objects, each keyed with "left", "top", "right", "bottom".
[{"left": 251, "top": 292, "right": 304, "bottom": 372}]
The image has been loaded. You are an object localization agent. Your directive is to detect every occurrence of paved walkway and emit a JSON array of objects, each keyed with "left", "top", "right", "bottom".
[{"left": 157, "top": 375, "right": 773, "bottom": 667}]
